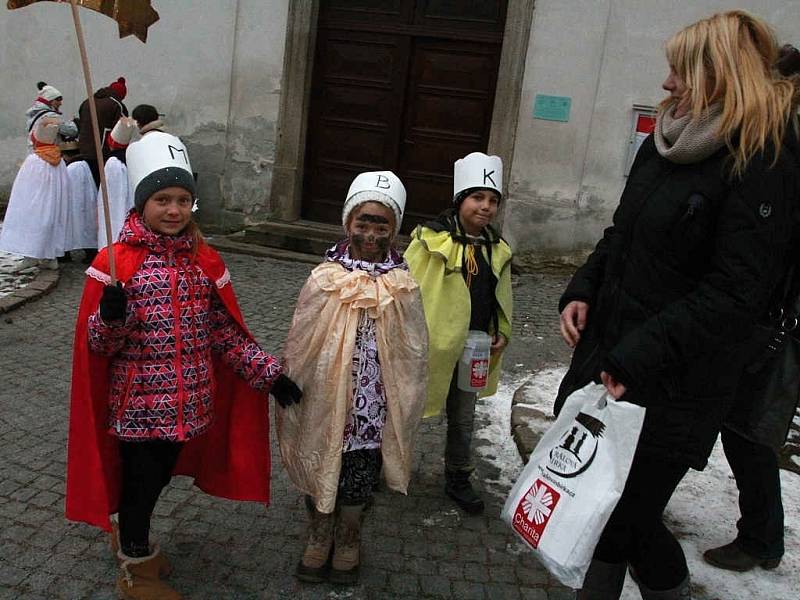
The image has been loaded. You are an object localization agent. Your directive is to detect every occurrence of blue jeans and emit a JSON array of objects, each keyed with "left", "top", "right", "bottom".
[{"left": 721, "top": 426, "right": 784, "bottom": 559}]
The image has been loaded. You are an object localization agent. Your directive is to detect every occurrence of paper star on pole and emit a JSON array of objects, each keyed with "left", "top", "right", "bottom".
[{"left": 8, "top": 0, "right": 160, "bottom": 42}]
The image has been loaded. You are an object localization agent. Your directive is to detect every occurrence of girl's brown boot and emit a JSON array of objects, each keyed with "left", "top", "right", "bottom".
[
  {"left": 110, "top": 515, "right": 172, "bottom": 577},
  {"left": 295, "top": 506, "right": 335, "bottom": 583},
  {"left": 329, "top": 504, "right": 365, "bottom": 585},
  {"left": 116, "top": 545, "right": 181, "bottom": 600}
]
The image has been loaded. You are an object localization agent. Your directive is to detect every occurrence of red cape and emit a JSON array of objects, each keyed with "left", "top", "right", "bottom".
[{"left": 65, "top": 243, "right": 271, "bottom": 532}]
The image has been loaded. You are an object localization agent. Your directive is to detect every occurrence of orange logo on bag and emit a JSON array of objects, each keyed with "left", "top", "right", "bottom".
[{"left": 512, "top": 479, "right": 561, "bottom": 548}]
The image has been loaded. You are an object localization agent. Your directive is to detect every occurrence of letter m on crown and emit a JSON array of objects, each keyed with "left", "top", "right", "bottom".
[{"left": 168, "top": 145, "right": 188, "bottom": 164}]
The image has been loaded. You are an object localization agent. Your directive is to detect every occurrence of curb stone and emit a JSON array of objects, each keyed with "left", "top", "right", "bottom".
[
  {"left": 0, "top": 268, "right": 59, "bottom": 314},
  {"left": 510, "top": 379, "right": 556, "bottom": 463}
]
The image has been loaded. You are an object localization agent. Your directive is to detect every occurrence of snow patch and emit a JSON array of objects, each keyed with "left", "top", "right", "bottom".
[{"left": 473, "top": 374, "right": 529, "bottom": 492}]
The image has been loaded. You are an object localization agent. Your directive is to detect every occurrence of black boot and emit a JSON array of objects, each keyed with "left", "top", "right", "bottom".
[
  {"left": 576, "top": 559, "right": 626, "bottom": 599},
  {"left": 635, "top": 572, "right": 691, "bottom": 599},
  {"left": 445, "top": 470, "right": 484, "bottom": 515},
  {"left": 703, "top": 541, "right": 781, "bottom": 572}
]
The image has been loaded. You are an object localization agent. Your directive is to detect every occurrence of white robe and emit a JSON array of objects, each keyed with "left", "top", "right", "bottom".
[
  {"left": 96, "top": 157, "right": 134, "bottom": 248},
  {"left": 0, "top": 153, "right": 68, "bottom": 259},
  {"left": 65, "top": 161, "right": 98, "bottom": 250}
]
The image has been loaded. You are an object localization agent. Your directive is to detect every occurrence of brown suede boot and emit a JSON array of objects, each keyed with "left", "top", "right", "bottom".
[
  {"left": 329, "top": 504, "right": 365, "bottom": 585},
  {"left": 295, "top": 505, "right": 335, "bottom": 583},
  {"left": 110, "top": 515, "right": 172, "bottom": 578},
  {"left": 116, "top": 546, "right": 181, "bottom": 600}
]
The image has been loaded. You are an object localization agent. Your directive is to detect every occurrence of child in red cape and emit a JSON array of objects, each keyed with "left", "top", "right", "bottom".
[{"left": 65, "top": 131, "right": 302, "bottom": 599}]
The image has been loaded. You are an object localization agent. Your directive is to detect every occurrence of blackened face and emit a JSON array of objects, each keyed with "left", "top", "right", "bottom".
[{"left": 347, "top": 202, "right": 395, "bottom": 262}]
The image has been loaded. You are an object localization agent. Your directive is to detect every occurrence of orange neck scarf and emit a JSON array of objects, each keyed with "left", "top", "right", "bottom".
[{"left": 34, "top": 144, "right": 62, "bottom": 166}]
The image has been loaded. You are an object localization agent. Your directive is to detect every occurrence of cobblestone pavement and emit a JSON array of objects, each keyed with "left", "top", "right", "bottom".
[{"left": 0, "top": 252, "right": 575, "bottom": 600}]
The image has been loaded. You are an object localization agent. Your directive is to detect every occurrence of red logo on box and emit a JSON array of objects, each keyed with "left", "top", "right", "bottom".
[
  {"left": 470, "top": 358, "right": 489, "bottom": 387},
  {"left": 512, "top": 479, "right": 561, "bottom": 548}
]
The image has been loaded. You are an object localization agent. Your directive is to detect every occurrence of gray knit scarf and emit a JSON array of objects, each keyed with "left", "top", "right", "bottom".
[{"left": 654, "top": 102, "right": 726, "bottom": 164}]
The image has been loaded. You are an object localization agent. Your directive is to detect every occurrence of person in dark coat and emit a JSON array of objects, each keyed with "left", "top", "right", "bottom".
[
  {"left": 556, "top": 11, "right": 800, "bottom": 600},
  {"left": 701, "top": 42, "right": 800, "bottom": 575},
  {"left": 75, "top": 77, "right": 129, "bottom": 187},
  {"left": 131, "top": 104, "right": 165, "bottom": 135}
]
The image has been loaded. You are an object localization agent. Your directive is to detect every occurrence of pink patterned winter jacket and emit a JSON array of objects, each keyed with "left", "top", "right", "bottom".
[{"left": 87, "top": 212, "right": 282, "bottom": 441}]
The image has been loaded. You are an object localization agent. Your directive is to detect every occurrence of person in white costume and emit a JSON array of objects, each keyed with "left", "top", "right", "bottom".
[
  {"left": 0, "top": 83, "right": 76, "bottom": 269},
  {"left": 25, "top": 81, "right": 78, "bottom": 152},
  {"left": 96, "top": 117, "right": 137, "bottom": 248},
  {"left": 66, "top": 161, "right": 99, "bottom": 255}
]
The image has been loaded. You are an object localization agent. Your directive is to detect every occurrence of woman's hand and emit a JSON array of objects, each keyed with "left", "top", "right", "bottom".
[
  {"left": 600, "top": 371, "right": 627, "bottom": 399},
  {"left": 490, "top": 333, "right": 508, "bottom": 355},
  {"left": 560, "top": 301, "right": 589, "bottom": 348}
]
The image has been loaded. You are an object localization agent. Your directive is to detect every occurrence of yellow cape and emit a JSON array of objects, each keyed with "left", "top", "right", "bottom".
[{"left": 405, "top": 225, "right": 513, "bottom": 418}]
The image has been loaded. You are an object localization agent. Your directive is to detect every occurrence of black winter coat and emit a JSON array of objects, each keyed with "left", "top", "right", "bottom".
[{"left": 555, "top": 131, "right": 800, "bottom": 470}]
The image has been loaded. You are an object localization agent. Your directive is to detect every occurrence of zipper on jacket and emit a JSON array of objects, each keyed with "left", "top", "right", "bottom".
[
  {"left": 115, "top": 367, "right": 136, "bottom": 434},
  {"left": 170, "top": 256, "right": 187, "bottom": 440}
]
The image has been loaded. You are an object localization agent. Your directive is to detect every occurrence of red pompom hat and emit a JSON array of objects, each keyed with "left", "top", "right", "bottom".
[{"left": 109, "top": 77, "right": 127, "bottom": 100}]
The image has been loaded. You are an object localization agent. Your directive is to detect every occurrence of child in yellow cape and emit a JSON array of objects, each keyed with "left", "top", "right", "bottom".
[
  {"left": 405, "top": 152, "right": 513, "bottom": 515},
  {"left": 277, "top": 171, "right": 428, "bottom": 586}
]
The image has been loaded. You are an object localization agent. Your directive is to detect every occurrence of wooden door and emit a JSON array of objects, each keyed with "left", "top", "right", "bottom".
[{"left": 302, "top": 1, "right": 507, "bottom": 233}]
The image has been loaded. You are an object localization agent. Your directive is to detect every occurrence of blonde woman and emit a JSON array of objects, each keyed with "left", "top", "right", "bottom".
[{"left": 555, "top": 11, "right": 800, "bottom": 599}]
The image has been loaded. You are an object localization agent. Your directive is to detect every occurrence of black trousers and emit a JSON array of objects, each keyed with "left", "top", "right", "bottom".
[
  {"left": 721, "top": 426, "right": 784, "bottom": 559},
  {"left": 118, "top": 440, "right": 183, "bottom": 556},
  {"left": 337, "top": 448, "right": 382, "bottom": 506},
  {"left": 593, "top": 452, "right": 690, "bottom": 590}
]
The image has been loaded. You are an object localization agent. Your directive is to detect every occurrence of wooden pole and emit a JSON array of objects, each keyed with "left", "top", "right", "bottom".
[{"left": 68, "top": 0, "right": 116, "bottom": 283}]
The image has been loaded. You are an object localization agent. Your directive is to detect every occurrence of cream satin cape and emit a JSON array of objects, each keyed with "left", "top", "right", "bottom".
[{"left": 277, "top": 261, "right": 429, "bottom": 513}]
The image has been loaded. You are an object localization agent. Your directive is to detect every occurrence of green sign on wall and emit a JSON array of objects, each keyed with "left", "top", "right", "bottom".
[{"left": 533, "top": 94, "right": 572, "bottom": 122}]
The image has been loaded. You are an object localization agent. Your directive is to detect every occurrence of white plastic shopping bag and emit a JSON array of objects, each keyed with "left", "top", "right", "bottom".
[{"left": 502, "top": 383, "right": 645, "bottom": 588}]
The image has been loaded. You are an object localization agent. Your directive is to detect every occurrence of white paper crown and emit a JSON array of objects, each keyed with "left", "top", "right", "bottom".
[
  {"left": 126, "top": 131, "right": 192, "bottom": 192},
  {"left": 453, "top": 152, "right": 503, "bottom": 201}
]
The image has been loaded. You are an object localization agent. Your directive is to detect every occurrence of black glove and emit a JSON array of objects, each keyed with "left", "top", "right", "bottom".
[
  {"left": 99, "top": 282, "right": 127, "bottom": 323},
  {"left": 270, "top": 373, "right": 303, "bottom": 408}
]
